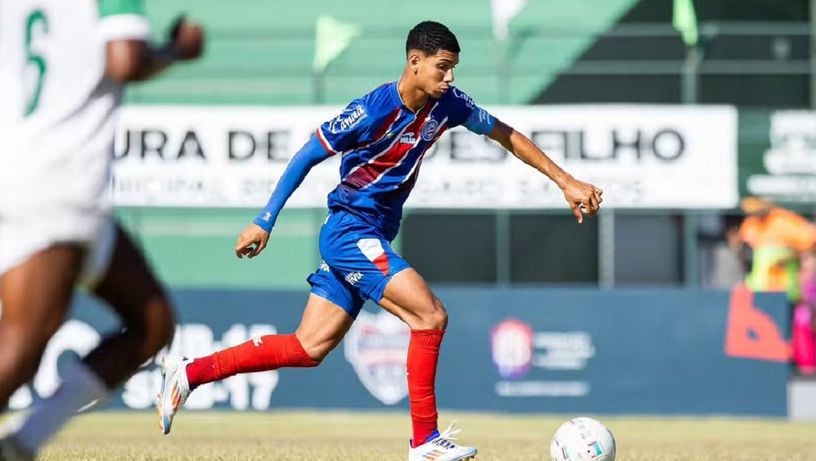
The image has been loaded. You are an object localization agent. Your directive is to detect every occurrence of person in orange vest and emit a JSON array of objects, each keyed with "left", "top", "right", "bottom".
[
  {"left": 738, "top": 197, "right": 816, "bottom": 375},
  {"left": 738, "top": 197, "right": 816, "bottom": 302}
]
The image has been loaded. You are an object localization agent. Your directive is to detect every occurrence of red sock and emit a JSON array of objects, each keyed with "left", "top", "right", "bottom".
[
  {"left": 407, "top": 329, "right": 444, "bottom": 447},
  {"left": 185, "top": 334, "right": 317, "bottom": 389}
]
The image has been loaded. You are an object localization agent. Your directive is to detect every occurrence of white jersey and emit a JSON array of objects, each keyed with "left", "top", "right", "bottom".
[
  {"left": 0, "top": 0, "right": 150, "bottom": 277},
  {"left": 0, "top": 0, "right": 150, "bottom": 212}
]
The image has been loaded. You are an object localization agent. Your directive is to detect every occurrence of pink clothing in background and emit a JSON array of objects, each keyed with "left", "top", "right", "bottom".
[
  {"left": 793, "top": 274, "right": 816, "bottom": 375},
  {"left": 793, "top": 304, "right": 816, "bottom": 375}
]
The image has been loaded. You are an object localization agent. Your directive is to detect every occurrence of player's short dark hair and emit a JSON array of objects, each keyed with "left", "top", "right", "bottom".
[{"left": 406, "top": 21, "right": 460, "bottom": 56}]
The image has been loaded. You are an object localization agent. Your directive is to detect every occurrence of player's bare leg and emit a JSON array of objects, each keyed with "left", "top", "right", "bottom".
[
  {"left": 158, "top": 293, "right": 352, "bottom": 434},
  {"left": 83, "top": 224, "right": 175, "bottom": 388},
  {"left": 379, "top": 268, "right": 477, "bottom": 461},
  {"left": 1, "top": 225, "right": 176, "bottom": 457},
  {"left": 0, "top": 245, "right": 85, "bottom": 460},
  {"left": 0, "top": 245, "right": 85, "bottom": 408},
  {"left": 293, "top": 294, "right": 356, "bottom": 361}
]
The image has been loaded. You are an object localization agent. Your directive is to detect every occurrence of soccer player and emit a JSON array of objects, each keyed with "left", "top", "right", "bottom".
[
  {"left": 157, "top": 21, "right": 602, "bottom": 461},
  {"left": 0, "top": 1, "right": 203, "bottom": 459}
]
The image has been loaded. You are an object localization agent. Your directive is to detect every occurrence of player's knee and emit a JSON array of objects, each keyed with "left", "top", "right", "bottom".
[
  {"left": 417, "top": 297, "right": 447, "bottom": 330},
  {"left": 432, "top": 298, "right": 449, "bottom": 329}
]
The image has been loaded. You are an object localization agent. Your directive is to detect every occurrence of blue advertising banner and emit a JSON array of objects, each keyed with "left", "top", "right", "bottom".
[{"left": 8, "top": 286, "right": 789, "bottom": 416}]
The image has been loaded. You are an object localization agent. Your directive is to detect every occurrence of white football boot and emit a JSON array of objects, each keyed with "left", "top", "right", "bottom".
[
  {"left": 408, "top": 421, "right": 477, "bottom": 461},
  {"left": 156, "top": 354, "right": 192, "bottom": 435}
]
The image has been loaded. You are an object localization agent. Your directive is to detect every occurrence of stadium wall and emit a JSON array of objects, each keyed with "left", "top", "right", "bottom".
[{"left": 10, "top": 286, "right": 788, "bottom": 417}]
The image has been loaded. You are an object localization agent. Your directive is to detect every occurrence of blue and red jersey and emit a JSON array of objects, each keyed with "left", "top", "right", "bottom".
[
  {"left": 316, "top": 81, "right": 495, "bottom": 240},
  {"left": 250, "top": 81, "right": 497, "bottom": 314}
]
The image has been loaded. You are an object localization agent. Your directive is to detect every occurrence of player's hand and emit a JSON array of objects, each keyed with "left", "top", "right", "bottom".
[
  {"left": 169, "top": 18, "right": 204, "bottom": 61},
  {"left": 561, "top": 178, "right": 603, "bottom": 223},
  {"left": 235, "top": 223, "right": 270, "bottom": 259}
]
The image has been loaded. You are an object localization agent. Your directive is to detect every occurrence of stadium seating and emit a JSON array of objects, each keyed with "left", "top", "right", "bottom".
[
  {"left": 130, "top": 0, "right": 638, "bottom": 105},
  {"left": 121, "top": 0, "right": 640, "bottom": 289}
]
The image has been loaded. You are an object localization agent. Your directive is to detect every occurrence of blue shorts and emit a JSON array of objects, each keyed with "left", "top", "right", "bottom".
[{"left": 307, "top": 210, "right": 410, "bottom": 318}]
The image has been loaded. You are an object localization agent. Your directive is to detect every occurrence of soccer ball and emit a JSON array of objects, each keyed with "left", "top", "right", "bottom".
[{"left": 550, "top": 417, "right": 616, "bottom": 461}]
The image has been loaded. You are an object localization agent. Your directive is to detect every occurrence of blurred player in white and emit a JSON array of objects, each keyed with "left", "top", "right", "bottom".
[{"left": 0, "top": 1, "right": 203, "bottom": 459}]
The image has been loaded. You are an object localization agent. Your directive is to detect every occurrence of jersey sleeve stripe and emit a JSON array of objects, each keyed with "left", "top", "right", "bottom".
[
  {"left": 316, "top": 127, "right": 340, "bottom": 155},
  {"left": 98, "top": 14, "right": 151, "bottom": 41}
]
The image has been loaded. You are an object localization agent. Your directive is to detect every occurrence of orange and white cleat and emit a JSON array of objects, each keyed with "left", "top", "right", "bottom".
[
  {"left": 408, "top": 421, "right": 477, "bottom": 461},
  {"left": 156, "top": 354, "right": 192, "bottom": 435}
]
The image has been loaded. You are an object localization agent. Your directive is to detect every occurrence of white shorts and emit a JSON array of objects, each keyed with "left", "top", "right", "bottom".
[{"left": 0, "top": 204, "right": 117, "bottom": 288}]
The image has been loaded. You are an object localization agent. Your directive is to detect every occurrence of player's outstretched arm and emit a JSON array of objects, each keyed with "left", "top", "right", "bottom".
[
  {"left": 487, "top": 120, "right": 603, "bottom": 223},
  {"left": 236, "top": 136, "right": 331, "bottom": 259},
  {"left": 105, "top": 16, "right": 204, "bottom": 83}
]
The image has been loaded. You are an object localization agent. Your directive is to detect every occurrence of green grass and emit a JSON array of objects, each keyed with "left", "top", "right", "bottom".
[{"left": 34, "top": 411, "right": 816, "bottom": 460}]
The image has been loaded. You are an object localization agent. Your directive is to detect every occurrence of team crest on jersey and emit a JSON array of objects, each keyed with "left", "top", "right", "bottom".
[
  {"left": 344, "top": 310, "right": 410, "bottom": 405},
  {"left": 420, "top": 119, "right": 440, "bottom": 141}
]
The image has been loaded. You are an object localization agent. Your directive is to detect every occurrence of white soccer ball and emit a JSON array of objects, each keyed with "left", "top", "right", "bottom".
[{"left": 550, "top": 417, "right": 616, "bottom": 461}]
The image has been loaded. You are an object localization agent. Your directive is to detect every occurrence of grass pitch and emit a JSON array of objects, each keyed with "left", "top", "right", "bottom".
[{"left": 35, "top": 410, "right": 816, "bottom": 460}]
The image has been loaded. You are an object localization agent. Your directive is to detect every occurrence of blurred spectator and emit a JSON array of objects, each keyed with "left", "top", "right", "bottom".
[
  {"left": 737, "top": 197, "right": 816, "bottom": 302},
  {"left": 737, "top": 197, "right": 816, "bottom": 376}
]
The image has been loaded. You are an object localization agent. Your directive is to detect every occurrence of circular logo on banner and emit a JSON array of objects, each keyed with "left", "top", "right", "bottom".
[
  {"left": 421, "top": 119, "right": 439, "bottom": 141},
  {"left": 490, "top": 318, "right": 533, "bottom": 379}
]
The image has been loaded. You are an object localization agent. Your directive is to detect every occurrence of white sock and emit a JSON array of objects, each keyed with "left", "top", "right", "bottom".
[{"left": 10, "top": 360, "right": 108, "bottom": 455}]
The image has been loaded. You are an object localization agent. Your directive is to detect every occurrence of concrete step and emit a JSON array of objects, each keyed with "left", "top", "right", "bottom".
[{"left": 789, "top": 375, "right": 816, "bottom": 421}]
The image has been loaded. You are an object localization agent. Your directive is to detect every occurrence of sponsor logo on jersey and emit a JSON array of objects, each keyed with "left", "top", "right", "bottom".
[
  {"left": 400, "top": 132, "right": 416, "bottom": 144},
  {"left": 452, "top": 87, "right": 475, "bottom": 109},
  {"left": 329, "top": 104, "right": 367, "bottom": 133},
  {"left": 344, "top": 310, "right": 410, "bottom": 405}
]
